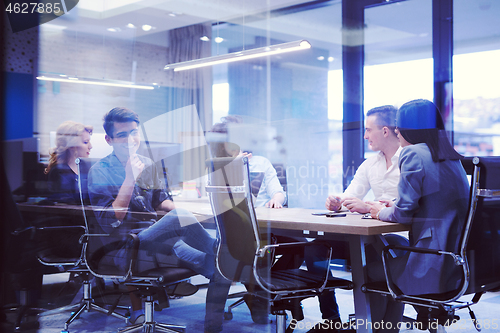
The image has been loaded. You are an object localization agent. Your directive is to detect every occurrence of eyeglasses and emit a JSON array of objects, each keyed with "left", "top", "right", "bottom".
[{"left": 113, "top": 129, "right": 139, "bottom": 140}]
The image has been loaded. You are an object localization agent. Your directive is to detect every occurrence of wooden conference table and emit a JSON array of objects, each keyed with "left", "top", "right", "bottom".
[
  {"left": 19, "top": 199, "right": 410, "bottom": 333},
  {"left": 175, "top": 198, "right": 410, "bottom": 333}
]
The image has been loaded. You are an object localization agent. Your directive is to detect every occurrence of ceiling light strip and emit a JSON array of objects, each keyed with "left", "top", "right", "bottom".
[
  {"left": 164, "top": 40, "right": 311, "bottom": 72},
  {"left": 36, "top": 76, "right": 155, "bottom": 90}
]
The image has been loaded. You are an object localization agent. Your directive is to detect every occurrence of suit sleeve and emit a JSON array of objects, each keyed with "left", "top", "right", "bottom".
[{"left": 378, "top": 148, "right": 424, "bottom": 224}]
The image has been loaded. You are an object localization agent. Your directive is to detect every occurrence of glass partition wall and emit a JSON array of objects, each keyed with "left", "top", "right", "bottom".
[
  {"left": 35, "top": 0, "right": 500, "bottom": 207},
  {"left": 37, "top": 0, "right": 343, "bottom": 208}
]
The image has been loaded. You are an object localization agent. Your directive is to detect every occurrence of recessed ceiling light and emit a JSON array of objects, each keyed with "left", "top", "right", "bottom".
[
  {"left": 214, "top": 37, "right": 224, "bottom": 44},
  {"left": 107, "top": 27, "right": 121, "bottom": 32},
  {"left": 126, "top": 23, "right": 135, "bottom": 28},
  {"left": 169, "top": 13, "right": 176, "bottom": 17},
  {"left": 328, "top": 57, "right": 334, "bottom": 62},
  {"left": 317, "top": 56, "right": 325, "bottom": 61},
  {"left": 142, "top": 24, "right": 152, "bottom": 31},
  {"left": 200, "top": 36, "right": 210, "bottom": 42}
]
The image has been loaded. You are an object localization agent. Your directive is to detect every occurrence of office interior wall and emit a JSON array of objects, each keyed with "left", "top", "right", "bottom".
[
  {"left": 36, "top": 23, "right": 212, "bottom": 159},
  {"left": 2, "top": 18, "right": 38, "bottom": 141}
]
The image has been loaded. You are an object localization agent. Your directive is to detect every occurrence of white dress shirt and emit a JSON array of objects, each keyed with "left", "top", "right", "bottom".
[
  {"left": 341, "top": 146, "right": 402, "bottom": 201},
  {"left": 249, "top": 155, "right": 286, "bottom": 207}
]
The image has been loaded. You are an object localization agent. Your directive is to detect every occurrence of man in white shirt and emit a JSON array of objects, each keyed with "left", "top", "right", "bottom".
[
  {"left": 326, "top": 105, "right": 401, "bottom": 214},
  {"left": 248, "top": 155, "right": 286, "bottom": 208},
  {"left": 307, "top": 105, "right": 401, "bottom": 332}
]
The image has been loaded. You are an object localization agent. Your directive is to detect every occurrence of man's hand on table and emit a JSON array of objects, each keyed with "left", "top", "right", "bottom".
[
  {"left": 325, "top": 195, "right": 342, "bottom": 211},
  {"left": 265, "top": 192, "right": 285, "bottom": 209},
  {"left": 341, "top": 197, "right": 371, "bottom": 214}
]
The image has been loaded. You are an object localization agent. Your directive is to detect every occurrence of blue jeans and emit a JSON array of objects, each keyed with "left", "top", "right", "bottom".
[{"left": 136, "top": 208, "right": 231, "bottom": 333}]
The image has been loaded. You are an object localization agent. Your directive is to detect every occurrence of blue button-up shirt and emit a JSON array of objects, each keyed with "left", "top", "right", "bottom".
[{"left": 88, "top": 152, "right": 172, "bottom": 233}]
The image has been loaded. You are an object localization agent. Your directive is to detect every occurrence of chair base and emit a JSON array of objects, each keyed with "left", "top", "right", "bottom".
[
  {"left": 118, "top": 295, "right": 185, "bottom": 333},
  {"left": 40, "top": 277, "right": 129, "bottom": 332},
  {"left": 224, "top": 291, "right": 247, "bottom": 320},
  {"left": 119, "top": 322, "right": 185, "bottom": 333}
]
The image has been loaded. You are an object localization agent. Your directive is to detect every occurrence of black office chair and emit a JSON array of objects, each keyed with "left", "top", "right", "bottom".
[
  {"left": 1, "top": 160, "right": 45, "bottom": 331},
  {"left": 75, "top": 159, "right": 198, "bottom": 333},
  {"left": 36, "top": 221, "right": 130, "bottom": 333},
  {"left": 206, "top": 156, "right": 353, "bottom": 333},
  {"left": 362, "top": 156, "right": 500, "bottom": 332}
]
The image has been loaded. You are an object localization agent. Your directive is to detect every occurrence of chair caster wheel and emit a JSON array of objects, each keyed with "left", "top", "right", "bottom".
[{"left": 224, "top": 312, "right": 233, "bottom": 320}]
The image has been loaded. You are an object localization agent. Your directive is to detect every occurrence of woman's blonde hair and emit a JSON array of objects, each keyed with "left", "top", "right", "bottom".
[{"left": 45, "top": 121, "right": 93, "bottom": 174}]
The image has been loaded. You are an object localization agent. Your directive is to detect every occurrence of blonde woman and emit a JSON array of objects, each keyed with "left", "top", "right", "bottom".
[{"left": 45, "top": 121, "right": 93, "bottom": 204}]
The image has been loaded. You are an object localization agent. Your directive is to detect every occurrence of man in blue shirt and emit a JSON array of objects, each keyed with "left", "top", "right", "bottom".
[{"left": 88, "top": 107, "right": 230, "bottom": 333}]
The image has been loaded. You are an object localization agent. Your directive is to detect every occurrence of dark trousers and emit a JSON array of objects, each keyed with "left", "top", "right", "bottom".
[{"left": 365, "top": 234, "right": 408, "bottom": 333}]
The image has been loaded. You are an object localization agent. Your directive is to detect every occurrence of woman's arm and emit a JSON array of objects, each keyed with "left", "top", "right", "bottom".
[{"left": 378, "top": 148, "right": 425, "bottom": 223}]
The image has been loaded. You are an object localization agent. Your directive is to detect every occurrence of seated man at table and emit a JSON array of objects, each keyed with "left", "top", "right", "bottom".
[
  {"left": 308, "top": 105, "right": 401, "bottom": 332},
  {"left": 211, "top": 116, "right": 286, "bottom": 208},
  {"left": 88, "top": 107, "right": 230, "bottom": 333},
  {"left": 326, "top": 105, "right": 401, "bottom": 214}
]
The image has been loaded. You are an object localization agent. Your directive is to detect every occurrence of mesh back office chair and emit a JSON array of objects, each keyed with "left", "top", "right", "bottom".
[
  {"left": 362, "top": 156, "right": 500, "bottom": 331},
  {"left": 206, "top": 156, "right": 353, "bottom": 333},
  {"left": 76, "top": 158, "right": 198, "bottom": 333}
]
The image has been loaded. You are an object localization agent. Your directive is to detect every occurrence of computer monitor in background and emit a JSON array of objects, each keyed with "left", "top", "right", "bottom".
[{"left": 2, "top": 138, "right": 45, "bottom": 201}]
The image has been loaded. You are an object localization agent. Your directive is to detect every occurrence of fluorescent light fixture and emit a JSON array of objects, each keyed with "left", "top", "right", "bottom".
[
  {"left": 164, "top": 40, "right": 311, "bottom": 72},
  {"left": 41, "top": 23, "right": 67, "bottom": 30},
  {"left": 36, "top": 74, "right": 155, "bottom": 90}
]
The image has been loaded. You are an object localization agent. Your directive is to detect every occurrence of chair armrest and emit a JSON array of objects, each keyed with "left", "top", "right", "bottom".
[
  {"left": 381, "top": 245, "right": 466, "bottom": 300},
  {"left": 37, "top": 225, "right": 85, "bottom": 231},
  {"left": 256, "top": 241, "right": 312, "bottom": 257},
  {"left": 79, "top": 233, "right": 110, "bottom": 244},
  {"left": 253, "top": 240, "right": 333, "bottom": 294},
  {"left": 12, "top": 226, "right": 36, "bottom": 237},
  {"left": 383, "top": 244, "right": 441, "bottom": 255},
  {"left": 382, "top": 244, "right": 465, "bottom": 265},
  {"left": 37, "top": 225, "right": 86, "bottom": 239}
]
